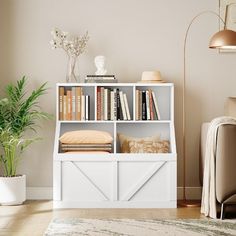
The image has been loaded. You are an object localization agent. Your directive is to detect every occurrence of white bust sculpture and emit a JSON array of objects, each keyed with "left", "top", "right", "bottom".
[{"left": 94, "top": 55, "right": 107, "bottom": 75}]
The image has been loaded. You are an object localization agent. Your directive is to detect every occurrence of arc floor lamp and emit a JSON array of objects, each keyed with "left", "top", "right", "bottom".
[{"left": 181, "top": 9, "right": 236, "bottom": 207}]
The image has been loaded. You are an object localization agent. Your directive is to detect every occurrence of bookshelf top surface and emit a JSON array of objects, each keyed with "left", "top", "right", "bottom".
[{"left": 56, "top": 82, "right": 174, "bottom": 87}]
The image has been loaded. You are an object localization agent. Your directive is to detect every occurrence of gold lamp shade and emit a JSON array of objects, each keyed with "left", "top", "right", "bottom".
[{"left": 209, "top": 29, "right": 236, "bottom": 49}]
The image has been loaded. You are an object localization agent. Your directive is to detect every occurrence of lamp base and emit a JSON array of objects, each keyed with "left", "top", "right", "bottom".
[{"left": 178, "top": 199, "right": 201, "bottom": 208}]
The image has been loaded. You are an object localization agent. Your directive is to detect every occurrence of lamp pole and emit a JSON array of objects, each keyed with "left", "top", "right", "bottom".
[{"left": 181, "top": 11, "right": 226, "bottom": 207}]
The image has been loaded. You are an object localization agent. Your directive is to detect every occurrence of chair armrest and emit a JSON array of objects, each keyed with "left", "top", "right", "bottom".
[
  {"left": 216, "top": 124, "right": 236, "bottom": 203},
  {"left": 200, "top": 122, "right": 210, "bottom": 185}
]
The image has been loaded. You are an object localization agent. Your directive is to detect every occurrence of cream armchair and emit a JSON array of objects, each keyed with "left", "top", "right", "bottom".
[{"left": 200, "top": 122, "right": 236, "bottom": 219}]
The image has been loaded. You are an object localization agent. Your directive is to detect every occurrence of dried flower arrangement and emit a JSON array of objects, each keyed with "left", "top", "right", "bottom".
[{"left": 50, "top": 28, "right": 89, "bottom": 82}]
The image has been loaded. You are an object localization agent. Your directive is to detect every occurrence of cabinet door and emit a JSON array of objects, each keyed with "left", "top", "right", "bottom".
[
  {"left": 118, "top": 161, "right": 176, "bottom": 202},
  {"left": 62, "top": 161, "right": 113, "bottom": 202}
]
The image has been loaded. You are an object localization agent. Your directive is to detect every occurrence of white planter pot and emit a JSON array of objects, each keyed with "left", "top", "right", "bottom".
[{"left": 0, "top": 175, "right": 26, "bottom": 205}]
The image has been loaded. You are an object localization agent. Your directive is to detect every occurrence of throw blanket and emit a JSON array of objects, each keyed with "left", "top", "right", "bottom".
[{"left": 201, "top": 116, "right": 236, "bottom": 218}]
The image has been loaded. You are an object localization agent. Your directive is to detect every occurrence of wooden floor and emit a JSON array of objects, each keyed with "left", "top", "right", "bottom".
[{"left": 0, "top": 200, "right": 204, "bottom": 236}]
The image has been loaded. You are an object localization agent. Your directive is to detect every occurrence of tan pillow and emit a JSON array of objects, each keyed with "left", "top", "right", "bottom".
[
  {"left": 129, "top": 140, "right": 169, "bottom": 153},
  {"left": 118, "top": 133, "right": 169, "bottom": 153},
  {"left": 60, "top": 130, "right": 113, "bottom": 144},
  {"left": 225, "top": 97, "right": 236, "bottom": 118}
]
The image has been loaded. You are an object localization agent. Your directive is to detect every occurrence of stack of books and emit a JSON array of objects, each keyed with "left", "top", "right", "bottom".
[
  {"left": 97, "top": 87, "right": 131, "bottom": 120},
  {"left": 61, "top": 143, "right": 112, "bottom": 152},
  {"left": 85, "top": 75, "right": 117, "bottom": 83},
  {"left": 59, "top": 87, "right": 90, "bottom": 121},
  {"left": 135, "top": 89, "right": 161, "bottom": 120}
]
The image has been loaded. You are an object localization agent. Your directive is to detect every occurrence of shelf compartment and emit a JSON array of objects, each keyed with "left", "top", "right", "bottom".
[
  {"left": 96, "top": 85, "right": 134, "bottom": 121},
  {"left": 58, "top": 122, "right": 115, "bottom": 154},
  {"left": 116, "top": 123, "right": 172, "bottom": 154},
  {"left": 58, "top": 85, "right": 95, "bottom": 121},
  {"left": 135, "top": 85, "right": 172, "bottom": 121}
]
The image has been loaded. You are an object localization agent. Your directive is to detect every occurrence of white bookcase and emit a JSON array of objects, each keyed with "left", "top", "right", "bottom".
[{"left": 53, "top": 83, "right": 177, "bottom": 208}]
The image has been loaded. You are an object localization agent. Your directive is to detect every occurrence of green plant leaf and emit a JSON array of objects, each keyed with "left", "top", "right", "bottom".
[{"left": 0, "top": 76, "right": 52, "bottom": 176}]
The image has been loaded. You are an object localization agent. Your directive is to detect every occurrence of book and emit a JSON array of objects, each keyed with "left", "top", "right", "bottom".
[
  {"left": 139, "top": 90, "right": 142, "bottom": 120},
  {"left": 135, "top": 89, "right": 139, "bottom": 120},
  {"left": 97, "top": 87, "right": 101, "bottom": 120},
  {"left": 104, "top": 88, "right": 108, "bottom": 120},
  {"left": 59, "top": 87, "right": 64, "bottom": 120},
  {"left": 148, "top": 89, "right": 154, "bottom": 120},
  {"left": 110, "top": 91, "right": 115, "bottom": 120},
  {"left": 86, "top": 75, "right": 115, "bottom": 79},
  {"left": 63, "top": 95, "right": 67, "bottom": 120},
  {"left": 66, "top": 90, "right": 72, "bottom": 120},
  {"left": 81, "top": 95, "right": 85, "bottom": 121},
  {"left": 76, "top": 87, "right": 81, "bottom": 120},
  {"left": 152, "top": 91, "right": 161, "bottom": 120},
  {"left": 123, "top": 93, "right": 131, "bottom": 120},
  {"left": 142, "top": 91, "right": 147, "bottom": 120},
  {"left": 107, "top": 89, "right": 111, "bottom": 120},
  {"left": 100, "top": 87, "right": 104, "bottom": 120},
  {"left": 113, "top": 88, "right": 117, "bottom": 120},
  {"left": 119, "top": 91, "right": 127, "bottom": 120},
  {"left": 85, "top": 95, "right": 90, "bottom": 121},
  {"left": 71, "top": 87, "right": 76, "bottom": 120},
  {"left": 146, "top": 90, "right": 151, "bottom": 120},
  {"left": 116, "top": 89, "right": 122, "bottom": 120}
]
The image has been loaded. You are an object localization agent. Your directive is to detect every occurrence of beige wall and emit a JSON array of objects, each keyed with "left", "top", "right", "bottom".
[{"left": 1, "top": 0, "right": 236, "bottom": 193}]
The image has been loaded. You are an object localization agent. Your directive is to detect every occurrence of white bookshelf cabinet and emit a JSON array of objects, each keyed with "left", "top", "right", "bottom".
[{"left": 53, "top": 83, "right": 177, "bottom": 208}]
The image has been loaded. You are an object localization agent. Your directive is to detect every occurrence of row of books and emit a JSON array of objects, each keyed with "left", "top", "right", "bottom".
[
  {"left": 59, "top": 87, "right": 90, "bottom": 120},
  {"left": 97, "top": 87, "right": 131, "bottom": 120},
  {"left": 135, "top": 89, "right": 161, "bottom": 120}
]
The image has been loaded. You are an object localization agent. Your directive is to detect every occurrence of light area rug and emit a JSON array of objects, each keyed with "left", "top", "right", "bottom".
[{"left": 44, "top": 218, "right": 236, "bottom": 236}]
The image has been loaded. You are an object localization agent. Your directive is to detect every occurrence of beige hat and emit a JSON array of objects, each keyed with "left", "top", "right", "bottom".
[{"left": 138, "top": 71, "right": 165, "bottom": 83}]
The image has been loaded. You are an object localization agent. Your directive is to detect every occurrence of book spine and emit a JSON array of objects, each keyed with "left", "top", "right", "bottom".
[
  {"left": 149, "top": 89, "right": 154, "bottom": 120},
  {"left": 110, "top": 91, "right": 114, "bottom": 120},
  {"left": 116, "top": 89, "right": 121, "bottom": 120},
  {"left": 101, "top": 87, "right": 104, "bottom": 120},
  {"left": 139, "top": 90, "right": 142, "bottom": 120},
  {"left": 81, "top": 95, "right": 85, "bottom": 121},
  {"left": 76, "top": 87, "right": 81, "bottom": 120},
  {"left": 152, "top": 91, "right": 161, "bottom": 120},
  {"left": 104, "top": 88, "right": 108, "bottom": 120},
  {"left": 119, "top": 91, "right": 127, "bottom": 120},
  {"left": 85, "top": 95, "right": 90, "bottom": 121},
  {"left": 75, "top": 87, "right": 78, "bottom": 120},
  {"left": 135, "top": 89, "right": 139, "bottom": 121},
  {"left": 142, "top": 91, "right": 147, "bottom": 120},
  {"left": 71, "top": 87, "right": 76, "bottom": 120},
  {"left": 107, "top": 89, "right": 111, "bottom": 120},
  {"left": 146, "top": 90, "right": 150, "bottom": 120},
  {"left": 67, "top": 90, "right": 72, "bottom": 120},
  {"left": 63, "top": 95, "right": 67, "bottom": 120},
  {"left": 97, "top": 87, "right": 101, "bottom": 120},
  {"left": 113, "top": 88, "right": 117, "bottom": 120},
  {"left": 123, "top": 93, "right": 131, "bottom": 120},
  {"left": 59, "top": 87, "right": 64, "bottom": 120}
]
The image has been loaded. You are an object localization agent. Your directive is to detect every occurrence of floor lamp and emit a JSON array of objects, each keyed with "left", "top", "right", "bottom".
[{"left": 181, "top": 10, "right": 236, "bottom": 207}]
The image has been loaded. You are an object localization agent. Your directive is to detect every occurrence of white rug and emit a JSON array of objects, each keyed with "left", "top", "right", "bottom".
[{"left": 44, "top": 218, "right": 236, "bottom": 236}]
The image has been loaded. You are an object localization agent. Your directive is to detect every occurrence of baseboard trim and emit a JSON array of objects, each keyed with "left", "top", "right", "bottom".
[
  {"left": 26, "top": 187, "right": 53, "bottom": 200},
  {"left": 26, "top": 187, "right": 202, "bottom": 201}
]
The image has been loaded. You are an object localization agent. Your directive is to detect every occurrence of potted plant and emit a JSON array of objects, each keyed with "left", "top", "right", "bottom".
[{"left": 0, "top": 77, "right": 51, "bottom": 205}]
